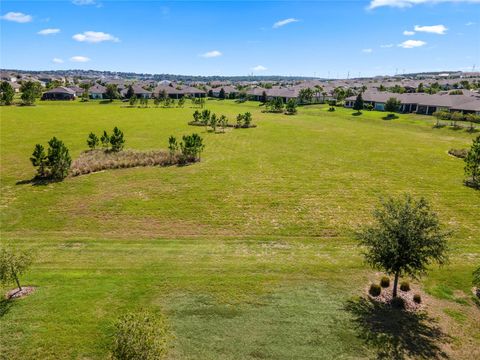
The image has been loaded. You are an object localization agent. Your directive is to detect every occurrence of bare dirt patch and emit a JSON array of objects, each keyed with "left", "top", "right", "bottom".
[{"left": 6, "top": 286, "right": 36, "bottom": 299}]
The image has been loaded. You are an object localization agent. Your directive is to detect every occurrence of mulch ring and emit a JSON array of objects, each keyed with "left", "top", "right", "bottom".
[
  {"left": 366, "top": 283, "right": 424, "bottom": 311},
  {"left": 5, "top": 286, "right": 36, "bottom": 299}
]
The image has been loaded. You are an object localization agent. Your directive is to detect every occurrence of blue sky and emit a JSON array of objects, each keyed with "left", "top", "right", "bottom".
[{"left": 1, "top": 0, "right": 479, "bottom": 77}]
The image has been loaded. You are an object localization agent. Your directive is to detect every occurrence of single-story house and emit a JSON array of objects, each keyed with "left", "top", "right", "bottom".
[
  {"left": 88, "top": 84, "right": 107, "bottom": 99},
  {"left": 41, "top": 87, "right": 76, "bottom": 100}
]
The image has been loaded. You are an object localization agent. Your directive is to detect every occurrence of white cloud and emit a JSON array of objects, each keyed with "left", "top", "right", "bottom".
[
  {"left": 1, "top": 12, "right": 32, "bottom": 23},
  {"left": 38, "top": 28, "right": 60, "bottom": 35},
  {"left": 252, "top": 65, "right": 267, "bottom": 72},
  {"left": 380, "top": 44, "right": 394, "bottom": 48},
  {"left": 465, "top": 21, "right": 475, "bottom": 26},
  {"left": 200, "top": 50, "right": 222, "bottom": 58},
  {"left": 362, "top": 48, "right": 373, "bottom": 53},
  {"left": 70, "top": 56, "right": 90, "bottom": 62},
  {"left": 73, "top": 31, "right": 119, "bottom": 43},
  {"left": 369, "top": 0, "right": 480, "bottom": 9},
  {"left": 403, "top": 30, "right": 415, "bottom": 35},
  {"left": 53, "top": 58, "right": 64, "bottom": 64},
  {"left": 273, "top": 18, "right": 299, "bottom": 29},
  {"left": 398, "top": 39, "right": 427, "bottom": 48},
  {"left": 414, "top": 24, "right": 448, "bottom": 34},
  {"left": 72, "top": 0, "right": 96, "bottom": 5}
]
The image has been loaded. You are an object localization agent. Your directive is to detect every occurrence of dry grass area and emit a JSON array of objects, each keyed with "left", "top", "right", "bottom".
[{"left": 70, "top": 149, "right": 178, "bottom": 176}]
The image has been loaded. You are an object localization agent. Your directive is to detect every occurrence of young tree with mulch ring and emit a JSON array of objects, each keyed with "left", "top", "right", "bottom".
[{"left": 356, "top": 194, "right": 449, "bottom": 299}]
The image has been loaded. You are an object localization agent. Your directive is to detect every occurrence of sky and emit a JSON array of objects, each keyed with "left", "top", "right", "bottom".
[{"left": 1, "top": 0, "right": 479, "bottom": 77}]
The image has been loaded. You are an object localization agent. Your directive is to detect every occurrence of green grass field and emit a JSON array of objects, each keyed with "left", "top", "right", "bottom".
[{"left": 1, "top": 100, "right": 479, "bottom": 359}]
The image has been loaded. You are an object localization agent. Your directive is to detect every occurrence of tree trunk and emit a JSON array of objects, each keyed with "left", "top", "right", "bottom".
[
  {"left": 13, "top": 271, "right": 22, "bottom": 291},
  {"left": 393, "top": 272, "right": 399, "bottom": 298}
]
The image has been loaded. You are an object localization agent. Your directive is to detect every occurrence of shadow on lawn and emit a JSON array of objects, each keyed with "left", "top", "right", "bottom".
[
  {"left": 0, "top": 299, "right": 14, "bottom": 318},
  {"left": 345, "top": 297, "right": 450, "bottom": 360},
  {"left": 16, "top": 177, "right": 62, "bottom": 186}
]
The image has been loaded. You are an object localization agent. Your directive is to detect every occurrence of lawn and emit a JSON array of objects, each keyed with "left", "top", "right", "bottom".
[{"left": 0, "top": 99, "right": 479, "bottom": 359}]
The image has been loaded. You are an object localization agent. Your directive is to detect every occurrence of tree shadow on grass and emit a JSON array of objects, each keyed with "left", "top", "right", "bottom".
[
  {"left": 0, "top": 299, "right": 14, "bottom": 318},
  {"left": 351, "top": 112, "right": 362, "bottom": 116},
  {"left": 16, "top": 177, "right": 62, "bottom": 187},
  {"left": 345, "top": 297, "right": 450, "bottom": 360},
  {"left": 382, "top": 114, "right": 399, "bottom": 120}
]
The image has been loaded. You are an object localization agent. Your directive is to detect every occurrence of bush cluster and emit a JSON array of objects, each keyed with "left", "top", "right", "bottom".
[
  {"left": 30, "top": 137, "right": 72, "bottom": 180},
  {"left": 400, "top": 281, "right": 410, "bottom": 292},
  {"left": 369, "top": 284, "right": 381, "bottom": 297},
  {"left": 190, "top": 110, "right": 229, "bottom": 132},
  {"left": 87, "top": 127, "right": 125, "bottom": 152},
  {"left": 380, "top": 276, "right": 390, "bottom": 288},
  {"left": 168, "top": 133, "right": 205, "bottom": 164},
  {"left": 433, "top": 110, "right": 480, "bottom": 130}
]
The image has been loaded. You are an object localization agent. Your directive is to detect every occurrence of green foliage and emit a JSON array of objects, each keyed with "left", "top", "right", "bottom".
[
  {"left": 243, "top": 112, "right": 252, "bottom": 127},
  {"left": 126, "top": 85, "right": 135, "bottom": 99},
  {"left": 219, "top": 88, "right": 226, "bottom": 100},
  {"left": 30, "top": 144, "right": 48, "bottom": 178},
  {"left": 464, "top": 135, "right": 480, "bottom": 188},
  {"left": 178, "top": 97, "right": 185, "bottom": 108},
  {"left": 168, "top": 135, "right": 178, "bottom": 160},
  {"left": 450, "top": 111, "right": 464, "bottom": 127},
  {"left": 219, "top": 115, "right": 228, "bottom": 132},
  {"left": 399, "top": 281, "right": 410, "bottom": 292},
  {"left": 180, "top": 133, "right": 205, "bottom": 163},
  {"left": 356, "top": 194, "right": 449, "bottom": 297},
  {"left": 110, "top": 127, "right": 125, "bottom": 152},
  {"left": 192, "top": 110, "right": 201, "bottom": 122},
  {"left": 285, "top": 98, "right": 297, "bottom": 115},
  {"left": 298, "top": 88, "right": 314, "bottom": 104},
  {"left": 101, "top": 130, "right": 110, "bottom": 148},
  {"left": 413, "top": 294, "right": 422, "bottom": 304},
  {"left": 353, "top": 93, "right": 363, "bottom": 113},
  {"left": 0, "top": 247, "right": 33, "bottom": 291},
  {"left": 129, "top": 95, "right": 138, "bottom": 106},
  {"left": 380, "top": 276, "right": 390, "bottom": 288},
  {"left": 47, "top": 137, "right": 72, "bottom": 180},
  {"left": 210, "top": 113, "right": 218, "bottom": 132},
  {"left": 369, "top": 284, "right": 381, "bottom": 296},
  {"left": 0, "top": 81, "right": 15, "bottom": 105},
  {"left": 87, "top": 132, "right": 99, "bottom": 150},
  {"left": 105, "top": 84, "right": 119, "bottom": 102},
  {"left": 20, "top": 81, "right": 42, "bottom": 105},
  {"left": 266, "top": 97, "right": 284, "bottom": 112},
  {"left": 201, "top": 109, "right": 211, "bottom": 129},
  {"left": 385, "top": 97, "right": 401, "bottom": 113},
  {"left": 111, "top": 311, "right": 169, "bottom": 360}
]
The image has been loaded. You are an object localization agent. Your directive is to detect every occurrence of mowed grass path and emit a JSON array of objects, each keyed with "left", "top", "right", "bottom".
[{"left": 0, "top": 100, "right": 479, "bottom": 359}]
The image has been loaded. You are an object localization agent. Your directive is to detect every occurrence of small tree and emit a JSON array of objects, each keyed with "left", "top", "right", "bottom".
[
  {"left": 30, "top": 144, "right": 48, "bottom": 178},
  {"left": 101, "top": 130, "right": 110, "bottom": 149},
  {"left": 110, "top": 127, "right": 125, "bottom": 152},
  {"left": 464, "top": 135, "right": 480, "bottom": 188},
  {"left": 0, "top": 247, "right": 33, "bottom": 292},
  {"left": 47, "top": 137, "right": 72, "bottom": 180},
  {"left": 193, "top": 110, "right": 201, "bottom": 123},
  {"left": 87, "top": 132, "right": 99, "bottom": 150},
  {"left": 111, "top": 311, "right": 169, "bottom": 360},
  {"left": 236, "top": 114, "right": 244, "bottom": 128},
  {"left": 432, "top": 110, "right": 450, "bottom": 127},
  {"left": 260, "top": 91, "right": 267, "bottom": 104},
  {"left": 0, "top": 81, "right": 15, "bottom": 105},
  {"left": 219, "top": 88, "right": 226, "bottom": 100},
  {"left": 219, "top": 115, "right": 228, "bottom": 132},
  {"left": 129, "top": 95, "right": 138, "bottom": 106},
  {"left": 20, "top": 81, "right": 42, "bottom": 106},
  {"left": 385, "top": 97, "right": 401, "bottom": 115},
  {"left": 285, "top": 98, "right": 297, "bottom": 114},
  {"left": 153, "top": 95, "right": 161, "bottom": 107},
  {"left": 201, "top": 109, "right": 211, "bottom": 130},
  {"left": 450, "top": 111, "right": 464, "bottom": 128},
  {"left": 356, "top": 194, "right": 449, "bottom": 298},
  {"left": 168, "top": 135, "right": 178, "bottom": 162},
  {"left": 180, "top": 133, "right": 205, "bottom": 163},
  {"left": 465, "top": 113, "right": 480, "bottom": 132},
  {"left": 126, "top": 85, "right": 135, "bottom": 99},
  {"left": 210, "top": 113, "right": 218, "bottom": 132},
  {"left": 353, "top": 93, "right": 364, "bottom": 114},
  {"left": 243, "top": 112, "right": 252, "bottom": 127},
  {"left": 178, "top": 97, "right": 185, "bottom": 108},
  {"left": 105, "top": 84, "right": 119, "bottom": 102}
]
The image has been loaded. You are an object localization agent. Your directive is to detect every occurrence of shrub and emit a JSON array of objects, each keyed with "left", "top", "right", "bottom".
[
  {"left": 391, "top": 296, "right": 405, "bottom": 309},
  {"left": 30, "top": 144, "right": 48, "bottom": 178},
  {"left": 285, "top": 98, "right": 297, "bottom": 115},
  {"left": 180, "top": 133, "right": 204, "bottom": 163},
  {"left": 101, "top": 130, "right": 110, "bottom": 148},
  {"left": 110, "top": 127, "right": 125, "bottom": 152},
  {"left": 111, "top": 311, "right": 169, "bottom": 360},
  {"left": 129, "top": 95, "right": 138, "bottom": 106},
  {"left": 87, "top": 132, "right": 99, "bottom": 150},
  {"left": 380, "top": 276, "right": 390, "bottom": 288},
  {"left": 400, "top": 281, "right": 410, "bottom": 292},
  {"left": 369, "top": 284, "right": 381, "bottom": 297},
  {"left": 47, "top": 137, "right": 72, "bottom": 180},
  {"left": 413, "top": 294, "right": 422, "bottom": 304},
  {"left": 328, "top": 106, "right": 335, "bottom": 112}
]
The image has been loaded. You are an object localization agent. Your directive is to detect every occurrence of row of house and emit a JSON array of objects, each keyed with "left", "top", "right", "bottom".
[{"left": 344, "top": 91, "right": 480, "bottom": 115}]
